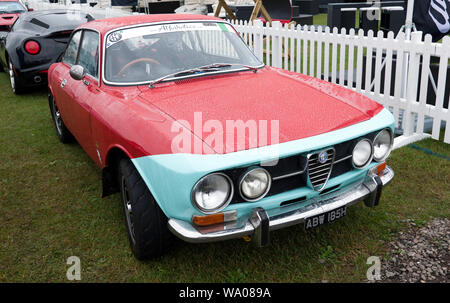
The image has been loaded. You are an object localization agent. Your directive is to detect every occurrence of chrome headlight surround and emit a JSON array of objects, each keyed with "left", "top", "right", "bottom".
[
  {"left": 239, "top": 167, "right": 272, "bottom": 202},
  {"left": 352, "top": 138, "right": 374, "bottom": 169},
  {"left": 191, "top": 172, "right": 234, "bottom": 214},
  {"left": 373, "top": 128, "right": 394, "bottom": 162}
]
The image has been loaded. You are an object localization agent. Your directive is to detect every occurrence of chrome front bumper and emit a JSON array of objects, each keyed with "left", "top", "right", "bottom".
[{"left": 168, "top": 166, "right": 394, "bottom": 246}]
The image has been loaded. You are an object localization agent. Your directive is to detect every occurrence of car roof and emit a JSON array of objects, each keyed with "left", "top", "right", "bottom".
[
  {"left": 22, "top": 9, "right": 90, "bottom": 17},
  {"left": 80, "top": 14, "right": 222, "bottom": 34}
]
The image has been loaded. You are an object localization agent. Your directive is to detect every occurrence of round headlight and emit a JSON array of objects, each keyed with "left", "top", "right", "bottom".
[
  {"left": 373, "top": 129, "right": 393, "bottom": 162},
  {"left": 192, "top": 173, "right": 233, "bottom": 213},
  {"left": 240, "top": 168, "right": 271, "bottom": 201},
  {"left": 352, "top": 139, "right": 373, "bottom": 169}
]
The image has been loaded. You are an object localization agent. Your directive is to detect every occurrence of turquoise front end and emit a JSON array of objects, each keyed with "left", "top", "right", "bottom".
[{"left": 131, "top": 108, "right": 395, "bottom": 222}]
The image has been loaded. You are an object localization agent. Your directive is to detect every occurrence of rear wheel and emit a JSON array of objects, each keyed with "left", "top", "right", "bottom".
[
  {"left": 49, "top": 93, "right": 73, "bottom": 143},
  {"left": 118, "top": 158, "right": 173, "bottom": 259},
  {"left": 8, "top": 60, "right": 24, "bottom": 94}
]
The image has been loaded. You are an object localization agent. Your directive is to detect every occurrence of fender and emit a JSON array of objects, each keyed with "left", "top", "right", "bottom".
[{"left": 101, "top": 144, "right": 137, "bottom": 197}]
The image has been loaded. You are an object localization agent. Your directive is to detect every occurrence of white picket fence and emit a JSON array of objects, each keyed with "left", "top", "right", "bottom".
[
  {"left": 231, "top": 20, "right": 450, "bottom": 146},
  {"left": 25, "top": 1, "right": 450, "bottom": 146}
]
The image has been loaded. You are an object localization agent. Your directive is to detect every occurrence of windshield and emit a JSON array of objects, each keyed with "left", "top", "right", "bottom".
[
  {"left": 0, "top": 2, "right": 25, "bottom": 14},
  {"left": 104, "top": 21, "right": 262, "bottom": 85}
]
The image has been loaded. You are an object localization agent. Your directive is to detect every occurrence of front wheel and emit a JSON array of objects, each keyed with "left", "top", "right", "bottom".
[{"left": 118, "top": 158, "right": 173, "bottom": 259}]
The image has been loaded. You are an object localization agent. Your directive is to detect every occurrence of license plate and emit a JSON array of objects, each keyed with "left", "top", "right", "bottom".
[{"left": 305, "top": 206, "right": 347, "bottom": 230}]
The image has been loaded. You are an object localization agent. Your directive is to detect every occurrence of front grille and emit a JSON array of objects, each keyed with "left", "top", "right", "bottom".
[
  {"left": 307, "top": 149, "right": 335, "bottom": 191},
  {"left": 225, "top": 130, "right": 381, "bottom": 204}
]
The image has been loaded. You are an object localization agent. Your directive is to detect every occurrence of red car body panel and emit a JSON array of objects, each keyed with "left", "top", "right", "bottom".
[
  {"left": 137, "top": 67, "right": 383, "bottom": 154},
  {"left": 48, "top": 14, "right": 384, "bottom": 171},
  {"left": 0, "top": 0, "right": 26, "bottom": 30},
  {"left": 0, "top": 13, "right": 19, "bottom": 28}
]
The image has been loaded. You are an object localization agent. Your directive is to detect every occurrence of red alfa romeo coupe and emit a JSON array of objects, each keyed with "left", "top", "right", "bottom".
[{"left": 48, "top": 14, "right": 395, "bottom": 259}]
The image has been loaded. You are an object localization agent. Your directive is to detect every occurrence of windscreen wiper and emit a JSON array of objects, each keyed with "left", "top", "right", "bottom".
[
  {"left": 197, "top": 63, "right": 260, "bottom": 72},
  {"left": 148, "top": 63, "right": 259, "bottom": 88},
  {"left": 148, "top": 68, "right": 207, "bottom": 88}
]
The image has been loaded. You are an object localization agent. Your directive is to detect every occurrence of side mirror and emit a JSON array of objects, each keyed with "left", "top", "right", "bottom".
[{"left": 69, "top": 65, "right": 85, "bottom": 81}]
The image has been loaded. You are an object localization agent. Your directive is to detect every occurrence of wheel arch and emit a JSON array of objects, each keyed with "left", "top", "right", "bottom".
[{"left": 101, "top": 145, "right": 133, "bottom": 197}]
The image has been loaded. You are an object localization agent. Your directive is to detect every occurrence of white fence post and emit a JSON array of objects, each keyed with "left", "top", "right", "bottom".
[
  {"left": 252, "top": 19, "right": 264, "bottom": 61},
  {"left": 433, "top": 36, "right": 450, "bottom": 143},
  {"left": 403, "top": 31, "right": 423, "bottom": 136},
  {"left": 271, "top": 21, "right": 282, "bottom": 69}
]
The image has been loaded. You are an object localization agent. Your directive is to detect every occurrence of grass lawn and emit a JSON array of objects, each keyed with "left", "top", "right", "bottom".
[{"left": 0, "top": 70, "right": 449, "bottom": 282}]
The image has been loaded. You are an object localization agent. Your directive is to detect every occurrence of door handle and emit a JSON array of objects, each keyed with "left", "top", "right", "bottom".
[{"left": 61, "top": 79, "right": 67, "bottom": 88}]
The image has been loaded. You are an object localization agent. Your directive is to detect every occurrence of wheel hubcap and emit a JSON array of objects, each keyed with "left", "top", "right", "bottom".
[
  {"left": 8, "top": 62, "right": 15, "bottom": 91},
  {"left": 121, "top": 176, "right": 136, "bottom": 244},
  {"left": 52, "top": 98, "right": 63, "bottom": 135}
]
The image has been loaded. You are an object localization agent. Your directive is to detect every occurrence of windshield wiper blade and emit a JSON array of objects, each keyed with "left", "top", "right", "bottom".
[
  {"left": 148, "top": 68, "right": 205, "bottom": 88},
  {"left": 148, "top": 63, "right": 259, "bottom": 88},
  {"left": 197, "top": 63, "right": 260, "bottom": 72}
]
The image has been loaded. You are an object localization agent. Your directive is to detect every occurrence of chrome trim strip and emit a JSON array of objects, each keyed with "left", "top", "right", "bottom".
[
  {"left": 272, "top": 169, "right": 306, "bottom": 181},
  {"left": 334, "top": 154, "right": 352, "bottom": 164},
  {"left": 271, "top": 152, "right": 351, "bottom": 182},
  {"left": 168, "top": 166, "right": 394, "bottom": 243}
]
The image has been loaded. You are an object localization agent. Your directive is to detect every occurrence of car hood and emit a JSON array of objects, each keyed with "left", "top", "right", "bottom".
[
  {"left": 137, "top": 66, "right": 383, "bottom": 154},
  {"left": 0, "top": 13, "right": 19, "bottom": 27}
]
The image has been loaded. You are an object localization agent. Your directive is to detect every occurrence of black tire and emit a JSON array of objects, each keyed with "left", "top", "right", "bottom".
[
  {"left": 118, "top": 158, "right": 173, "bottom": 259},
  {"left": 8, "top": 59, "right": 24, "bottom": 94},
  {"left": 49, "top": 93, "right": 74, "bottom": 143}
]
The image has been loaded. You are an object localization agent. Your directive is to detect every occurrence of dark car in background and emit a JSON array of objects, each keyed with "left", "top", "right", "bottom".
[{"left": 0, "top": 9, "right": 94, "bottom": 94}]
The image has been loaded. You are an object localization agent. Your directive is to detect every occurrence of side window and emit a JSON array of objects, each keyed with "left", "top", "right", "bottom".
[
  {"left": 77, "top": 30, "right": 99, "bottom": 78},
  {"left": 63, "top": 31, "right": 82, "bottom": 66}
]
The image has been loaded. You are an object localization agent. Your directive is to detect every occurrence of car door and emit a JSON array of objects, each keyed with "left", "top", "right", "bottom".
[
  {"left": 66, "top": 29, "right": 101, "bottom": 162},
  {"left": 51, "top": 29, "right": 82, "bottom": 130}
]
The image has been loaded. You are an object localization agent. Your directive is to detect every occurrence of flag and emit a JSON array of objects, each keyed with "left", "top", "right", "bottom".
[{"left": 414, "top": 0, "right": 450, "bottom": 41}]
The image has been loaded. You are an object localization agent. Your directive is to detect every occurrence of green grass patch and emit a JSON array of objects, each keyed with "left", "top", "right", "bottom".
[{"left": 0, "top": 72, "right": 448, "bottom": 282}]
